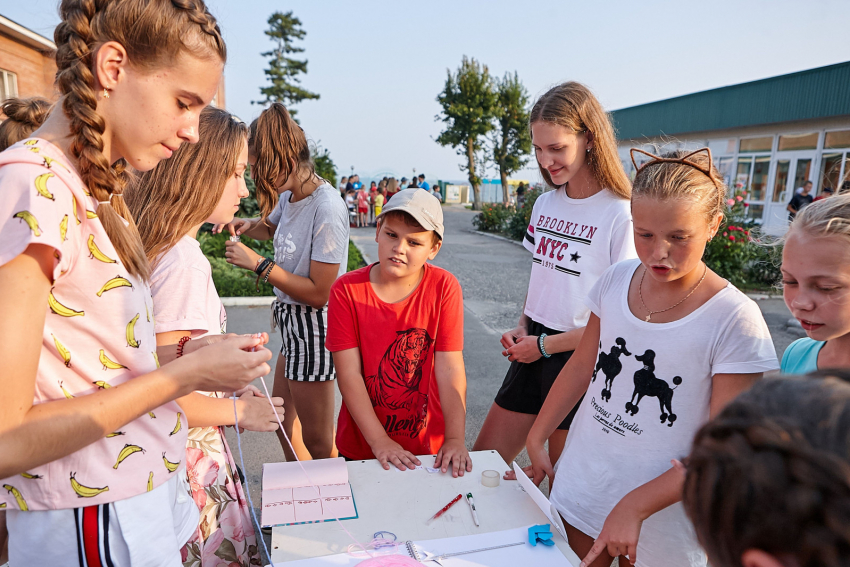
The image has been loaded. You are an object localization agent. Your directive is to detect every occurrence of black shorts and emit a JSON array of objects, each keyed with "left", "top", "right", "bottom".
[{"left": 493, "top": 319, "right": 583, "bottom": 430}]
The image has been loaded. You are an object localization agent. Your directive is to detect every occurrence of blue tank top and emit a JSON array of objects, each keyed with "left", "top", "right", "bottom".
[{"left": 780, "top": 338, "right": 825, "bottom": 374}]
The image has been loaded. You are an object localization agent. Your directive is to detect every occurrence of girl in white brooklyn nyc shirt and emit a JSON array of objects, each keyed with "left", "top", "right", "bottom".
[
  {"left": 525, "top": 148, "right": 779, "bottom": 567},
  {"left": 474, "top": 82, "right": 636, "bottom": 466}
]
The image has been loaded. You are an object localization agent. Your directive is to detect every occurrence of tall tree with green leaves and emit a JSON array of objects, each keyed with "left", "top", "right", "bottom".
[
  {"left": 254, "top": 11, "right": 319, "bottom": 116},
  {"left": 435, "top": 56, "right": 498, "bottom": 210},
  {"left": 312, "top": 144, "right": 337, "bottom": 188},
  {"left": 492, "top": 72, "right": 531, "bottom": 204}
]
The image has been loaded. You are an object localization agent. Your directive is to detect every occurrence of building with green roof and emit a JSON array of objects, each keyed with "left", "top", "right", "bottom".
[{"left": 612, "top": 61, "right": 850, "bottom": 234}]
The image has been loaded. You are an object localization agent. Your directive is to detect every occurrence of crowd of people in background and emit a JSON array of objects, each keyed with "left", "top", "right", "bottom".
[{"left": 339, "top": 173, "right": 442, "bottom": 228}]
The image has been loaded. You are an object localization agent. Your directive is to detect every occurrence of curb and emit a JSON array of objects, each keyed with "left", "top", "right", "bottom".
[
  {"left": 469, "top": 229, "right": 525, "bottom": 248},
  {"left": 221, "top": 296, "right": 276, "bottom": 307},
  {"left": 350, "top": 238, "right": 374, "bottom": 265}
]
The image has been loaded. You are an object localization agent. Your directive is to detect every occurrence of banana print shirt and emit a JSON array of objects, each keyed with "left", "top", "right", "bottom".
[{"left": 0, "top": 139, "right": 188, "bottom": 511}]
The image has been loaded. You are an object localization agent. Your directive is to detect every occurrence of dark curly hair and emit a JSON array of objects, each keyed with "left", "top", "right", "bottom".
[{"left": 683, "top": 371, "right": 850, "bottom": 567}]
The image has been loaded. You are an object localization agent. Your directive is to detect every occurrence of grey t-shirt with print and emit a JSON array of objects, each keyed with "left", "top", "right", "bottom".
[{"left": 267, "top": 182, "right": 350, "bottom": 306}]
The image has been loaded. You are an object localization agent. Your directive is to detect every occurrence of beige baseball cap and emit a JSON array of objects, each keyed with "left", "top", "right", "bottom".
[{"left": 377, "top": 188, "right": 444, "bottom": 239}]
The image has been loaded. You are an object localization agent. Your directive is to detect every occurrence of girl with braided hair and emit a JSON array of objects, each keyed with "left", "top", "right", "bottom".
[
  {"left": 780, "top": 194, "right": 850, "bottom": 374},
  {"left": 683, "top": 371, "right": 850, "bottom": 567},
  {"left": 524, "top": 149, "right": 779, "bottom": 567},
  {"left": 0, "top": 1, "right": 273, "bottom": 564}
]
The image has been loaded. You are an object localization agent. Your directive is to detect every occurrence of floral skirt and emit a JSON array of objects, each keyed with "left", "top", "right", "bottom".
[{"left": 181, "top": 424, "right": 261, "bottom": 567}]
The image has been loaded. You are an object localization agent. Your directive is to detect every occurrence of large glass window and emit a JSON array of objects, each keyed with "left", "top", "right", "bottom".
[
  {"left": 714, "top": 157, "right": 734, "bottom": 188},
  {"left": 752, "top": 156, "right": 770, "bottom": 202},
  {"left": 778, "top": 132, "right": 818, "bottom": 151},
  {"left": 740, "top": 136, "right": 773, "bottom": 153},
  {"left": 825, "top": 130, "right": 850, "bottom": 149},
  {"left": 0, "top": 69, "right": 18, "bottom": 102},
  {"left": 773, "top": 160, "right": 790, "bottom": 202},
  {"left": 793, "top": 158, "right": 813, "bottom": 191},
  {"left": 736, "top": 158, "right": 752, "bottom": 194},
  {"left": 819, "top": 153, "right": 844, "bottom": 192}
]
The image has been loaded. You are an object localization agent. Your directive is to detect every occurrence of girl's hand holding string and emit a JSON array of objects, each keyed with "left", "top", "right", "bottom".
[
  {"left": 234, "top": 388, "right": 284, "bottom": 433},
  {"left": 225, "top": 239, "right": 262, "bottom": 271},
  {"left": 174, "top": 334, "right": 272, "bottom": 394}
]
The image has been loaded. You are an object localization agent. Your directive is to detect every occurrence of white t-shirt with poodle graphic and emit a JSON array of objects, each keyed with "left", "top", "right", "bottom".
[{"left": 550, "top": 259, "right": 778, "bottom": 567}]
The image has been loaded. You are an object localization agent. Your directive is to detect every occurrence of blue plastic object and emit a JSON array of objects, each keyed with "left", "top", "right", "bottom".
[{"left": 528, "top": 524, "right": 555, "bottom": 547}]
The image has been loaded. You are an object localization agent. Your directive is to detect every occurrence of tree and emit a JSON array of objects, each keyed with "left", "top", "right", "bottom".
[
  {"left": 312, "top": 144, "right": 337, "bottom": 188},
  {"left": 492, "top": 72, "right": 531, "bottom": 204},
  {"left": 435, "top": 56, "right": 498, "bottom": 210},
  {"left": 254, "top": 11, "right": 319, "bottom": 116}
]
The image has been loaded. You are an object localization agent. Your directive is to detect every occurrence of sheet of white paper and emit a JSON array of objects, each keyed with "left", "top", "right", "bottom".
[
  {"left": 320, "top": 483, "right": 353, "bottom": 498},
  {"left": 263, "top": 457, "right": 348, "bottom": 489},
  {"left": 261, "top": 496, "right": 296, "bottom": 526},
  {"left": 322, "top": 495, "right": 356, "bottom": 519},
  {"left": 293, "top": 485, "right": 322, "bottom": 500},
  {"left": 512, "top": 462, "right": 567, "bottom": 542},
  {"left": 274, "top": 526, "right": 573, "bottom": 567}
]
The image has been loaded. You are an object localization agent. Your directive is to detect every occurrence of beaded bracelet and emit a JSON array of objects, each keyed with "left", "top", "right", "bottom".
[
  {"left": 537, "top": 333, "right": 551, "bottom": 358},
  {"left": 176, "top": 336, "right": 191, "bottom": 358},
  {"left": 255, "top": 260, "right": 276, "bottom": 292}
]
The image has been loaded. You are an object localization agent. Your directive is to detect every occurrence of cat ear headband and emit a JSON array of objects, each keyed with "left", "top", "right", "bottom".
[{"left": 630, "top": 147, "right": 718, "bottom": 188}]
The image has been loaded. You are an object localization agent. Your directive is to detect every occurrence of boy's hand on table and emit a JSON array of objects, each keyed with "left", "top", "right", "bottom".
[
  {"left": 371, "top": 436, "right": 421, "bottom": 471},
  {"left": 435, "top": 438, "right": 472, "bottom": 477}
]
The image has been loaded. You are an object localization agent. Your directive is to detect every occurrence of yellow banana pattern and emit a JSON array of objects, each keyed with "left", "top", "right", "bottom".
[
  {"left": 24, "top": 139, "right": 37, "bottom": 146},
  {"left": 96, "top": 276, "right": 133, "bottom": 297},
  {"left": 147, "top": 471, "right": 154, "bottom": 492},
  {"left": 72, "top": 197, "right": 81, "bottom": 225},
  {"left": 70, "top": 473, "right": 109, "bottom": 498},
  {"left": 0, "top": 503, "right": 5, "bottom": 508},
  {"left": 52, "top": 334, "right": 72, "bottom": 367},
  {"left": 34, "top": 172, "right": 55, "bottom": 201},
  {"left": 48, "top": 289, "right": 84, "bottom": 317},
  {"left": 20, "top": 472, "right": 42, "bottom": 480},
  {"left": 92, "top": 380, "right": 112, "bottom": 389},
  {"left": 106, "top": 431, "right": 124, "bottom": 438},
  {"left": 152, "top": 351, "right": 160, "bottom": 368},
  {"left": 59, "top": 380, "right": 75, "bottom": 399},
  {"left": 13, "top": 210, "right": 42, "bottom": 236},
  {"left": 162, "top": 452, "right": 181, "bottom": 473},
  {"left": 87, "top": 235, "right": 117, "bottom": 264},
  {"left": 28, "top": 146, "right": 39, "bottom": 154},
  {"left": 43, "top": 156, "right": 69, "bottom": 171},
  {"left": 3, "top": 485, "right": 28, "bottom": 511},
  {"left": 59, "top": 214, "right": 69, "bottom": 242},
  {"left": 86, "top": 210, "right": 98, "bottom": 219},
  {"left": 169, "top": 412, "right": 182, "bottom": 436},
  {"left": 99, "top": 349, "right": 128, "bottom": 371},
  {"left": 149, "top": 411, "right": 157, "bottom": 419},
  {"left": 126, "top": 313, "right": 141, "bottom": 348},
  {"left": 113, "top": 444, "right": 144, "bottom": 469}
]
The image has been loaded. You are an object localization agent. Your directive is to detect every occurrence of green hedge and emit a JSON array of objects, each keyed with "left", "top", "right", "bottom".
[{"left": 199, "top": 230, "right": 367, "bottom": 297}]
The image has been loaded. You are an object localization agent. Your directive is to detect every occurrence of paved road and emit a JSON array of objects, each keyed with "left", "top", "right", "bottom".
[{"left": 223, "top": 204, "right": 801, "bottom": 549}]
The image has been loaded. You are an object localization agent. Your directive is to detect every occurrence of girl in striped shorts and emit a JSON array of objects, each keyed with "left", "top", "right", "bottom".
[{"left": 220, "top": 103, "right": 350, "bottom": 460}]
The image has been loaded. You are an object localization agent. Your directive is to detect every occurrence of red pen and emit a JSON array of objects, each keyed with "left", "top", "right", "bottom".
[{"left": 426, "top": 494, "right": 463, "bottom": 523}]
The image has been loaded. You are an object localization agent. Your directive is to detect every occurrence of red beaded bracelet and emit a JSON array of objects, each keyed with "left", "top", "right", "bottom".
[{"left": 176, "top": 336, "right": 191, "bottom": 358}]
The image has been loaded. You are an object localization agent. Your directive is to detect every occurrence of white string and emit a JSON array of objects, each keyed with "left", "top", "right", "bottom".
[{"left": 231, "top": 378, "right": 402, "bottom": 567}]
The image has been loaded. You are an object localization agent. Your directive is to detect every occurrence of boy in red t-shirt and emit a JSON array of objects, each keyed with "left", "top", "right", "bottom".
[{"left": 327, "top": 189, "right": 472, "bottom": 476}]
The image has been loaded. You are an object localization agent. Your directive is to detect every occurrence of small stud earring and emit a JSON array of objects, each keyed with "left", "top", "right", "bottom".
[
  {"left": 102, "top": 88, "right": 110, "bottom": 99},
  {"left": 586, "top": 148, "right": 591, "bottom": 153}
]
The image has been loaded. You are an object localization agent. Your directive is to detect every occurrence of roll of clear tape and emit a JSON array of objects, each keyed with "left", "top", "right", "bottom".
[{"left": 481, "top": 470, "right": 500, "bottom": 487}]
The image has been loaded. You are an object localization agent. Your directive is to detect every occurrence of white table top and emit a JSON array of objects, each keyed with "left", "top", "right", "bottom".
[{"left": 269, "top": 450, "right": 579, "bottom": 566}]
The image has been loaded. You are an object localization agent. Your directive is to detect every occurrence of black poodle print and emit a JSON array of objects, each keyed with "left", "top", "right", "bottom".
[
  {"left": 624, "top": 350, "right": 682, "bottom": 427},
  {"left": 591, "top": 337, "right": 631, "bottom": 402}
]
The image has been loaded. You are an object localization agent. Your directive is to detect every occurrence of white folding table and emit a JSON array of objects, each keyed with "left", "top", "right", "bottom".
[{"left": 269, "top": 450, "right": 579, "bottom": 566}]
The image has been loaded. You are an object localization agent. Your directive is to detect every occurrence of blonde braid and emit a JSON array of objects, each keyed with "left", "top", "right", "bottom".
[{"left": 55, "top": 0, "right": 150, "bottom": 279}]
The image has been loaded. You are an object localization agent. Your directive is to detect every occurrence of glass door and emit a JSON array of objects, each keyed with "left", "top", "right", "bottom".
[{"left": 763, "top": 152, "right": 815, "bottom": 234}]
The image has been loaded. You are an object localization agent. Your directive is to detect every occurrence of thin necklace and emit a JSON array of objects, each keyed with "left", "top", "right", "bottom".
[{"left": 639, "top": 263, "right": 708, "bottom": 322}]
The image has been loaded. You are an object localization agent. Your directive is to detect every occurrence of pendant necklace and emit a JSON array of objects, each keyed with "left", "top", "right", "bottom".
[{"left": 639, "top": 263, "right": 708, "bottom": 322}]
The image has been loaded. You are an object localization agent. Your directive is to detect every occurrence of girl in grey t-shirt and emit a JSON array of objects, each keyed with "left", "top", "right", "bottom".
[{"left": 220, "top": 103, "right": 349, "bottom": 461}]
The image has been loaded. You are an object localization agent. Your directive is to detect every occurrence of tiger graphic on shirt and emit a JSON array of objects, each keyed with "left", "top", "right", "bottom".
[{"left": 365, "top": 328, "right": 434, "bottom": 438}]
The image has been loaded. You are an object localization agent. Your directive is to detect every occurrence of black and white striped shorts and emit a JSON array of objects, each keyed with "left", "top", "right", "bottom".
[{"left": 271, "top": 300, "right": 336, "bottom": 382}]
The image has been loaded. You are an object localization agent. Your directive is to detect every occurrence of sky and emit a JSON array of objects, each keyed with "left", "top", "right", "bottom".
[{"left": 5, "top": 0, "right": 850, "bottom": 184}]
